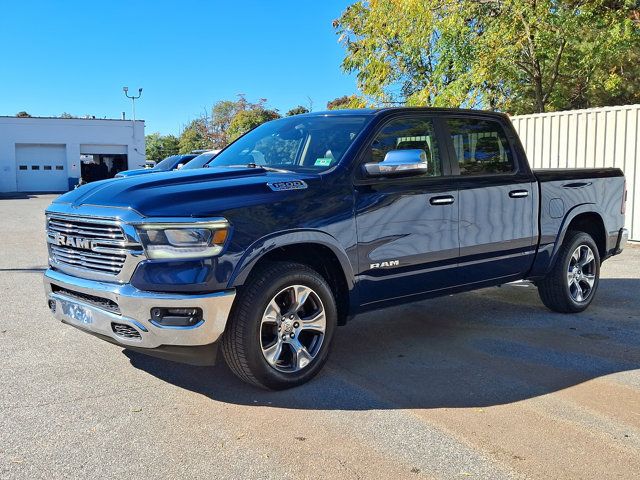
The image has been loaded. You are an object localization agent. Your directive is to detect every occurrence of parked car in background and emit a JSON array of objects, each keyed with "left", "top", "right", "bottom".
[
  {"left": 115, "top": 154, "right": 197, "bottom": 178},
  {"left": 43, "top": 108, "right": 627, "bottom": 390},
  {"left": 180, "top": 150, "right": 221, "bottom": 170}
]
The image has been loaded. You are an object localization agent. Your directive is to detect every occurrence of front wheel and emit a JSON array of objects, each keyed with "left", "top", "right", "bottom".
[
  {"left": 221, "top": 261, "right": 337, "bottom": 390},
  {"left": 537, "top": 231, "right": 601, "bottom": 313}
]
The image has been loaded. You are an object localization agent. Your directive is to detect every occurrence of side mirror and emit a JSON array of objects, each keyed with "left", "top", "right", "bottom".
[{"left": 363, "top": 149, "right": 429, "bottom": 177}]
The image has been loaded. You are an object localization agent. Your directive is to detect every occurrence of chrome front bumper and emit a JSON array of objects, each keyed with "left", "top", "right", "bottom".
[{"left": 44, "top": 269, "right": 235, "bottom": 350}]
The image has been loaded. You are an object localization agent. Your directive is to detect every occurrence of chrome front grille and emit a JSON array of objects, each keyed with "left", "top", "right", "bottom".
[
  {"left": 46, "top": 214, "right": 141, "bottom": 279},
  {"left": 49, "top": 244, "right": 126, "bottom": 274},
  {"left": 47, "top": 217, "right": 125, "bottom": 241}
]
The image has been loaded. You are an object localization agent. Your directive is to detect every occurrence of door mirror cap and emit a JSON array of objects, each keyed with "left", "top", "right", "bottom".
[{"left": 363, "top": 149, "right": 429, "bottom": 177}]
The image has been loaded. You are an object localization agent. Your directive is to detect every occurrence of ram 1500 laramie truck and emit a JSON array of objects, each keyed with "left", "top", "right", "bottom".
[{"left": 43, "top": 108, "right": 628, "bottom": 389}]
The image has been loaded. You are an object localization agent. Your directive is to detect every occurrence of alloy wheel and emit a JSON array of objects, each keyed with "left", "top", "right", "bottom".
[
  {"left": 259, "top": 285, "right": 326, "bottom": 373},
  {"left": 567, "top": 244, "right": 597, "bottom": 302}
]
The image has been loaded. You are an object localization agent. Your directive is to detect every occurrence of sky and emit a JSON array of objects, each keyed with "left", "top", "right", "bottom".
[{"left": 0, "top": 0, "right": 358, "bottom": 135}]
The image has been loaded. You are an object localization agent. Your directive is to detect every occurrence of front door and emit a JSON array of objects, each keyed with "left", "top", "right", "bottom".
[{"left": 354, "top": 115, "right": 459, "bottom": 306}]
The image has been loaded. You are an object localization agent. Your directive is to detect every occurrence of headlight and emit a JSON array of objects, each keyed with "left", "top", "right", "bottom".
[{"left": 135, "top": 220, "right": 230, "bottom": 259}]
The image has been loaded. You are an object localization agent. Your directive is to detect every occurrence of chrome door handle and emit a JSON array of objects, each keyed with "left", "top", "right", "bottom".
[
  {"left": 509, "top": 190, "right": 529, "bottom": 198},
  {"left": 429, "top": 195, "right": 455, "bottom": 205}
]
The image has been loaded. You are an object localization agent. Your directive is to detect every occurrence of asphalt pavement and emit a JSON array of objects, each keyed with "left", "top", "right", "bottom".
[{"left": 1, "top": 195, "right": 639, "bottom": 479}]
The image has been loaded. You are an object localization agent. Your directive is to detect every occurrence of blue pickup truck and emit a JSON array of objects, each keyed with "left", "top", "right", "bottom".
[{"left": 43, "top": 108, "right": 628, "bottom": 389}]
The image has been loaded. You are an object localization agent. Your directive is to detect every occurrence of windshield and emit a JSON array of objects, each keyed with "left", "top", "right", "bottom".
[
  {"left": 153, "top": 155, "right": 180, "bottom": 171},
  {"left": 182, "top": 152, "right": 218, "bottom": 170},
  {"left": 210, "top": 115, "right": 370, "bottom": 172}
]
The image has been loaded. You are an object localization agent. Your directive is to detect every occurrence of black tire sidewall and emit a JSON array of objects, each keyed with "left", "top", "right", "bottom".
[
  {"left": 238, "top": 265, "right": 337, "bottom": 389},
  {"left": 558, "top": 232, "right": 601, "bottom": 310}
]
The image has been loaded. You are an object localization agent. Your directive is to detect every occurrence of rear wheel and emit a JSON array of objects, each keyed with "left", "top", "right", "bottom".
[
  {"left": 537, "top": 231, "right": 601, "bottom": 313},
  {"left": 221, "top": 261, "right": 337, "bottom": 390}
]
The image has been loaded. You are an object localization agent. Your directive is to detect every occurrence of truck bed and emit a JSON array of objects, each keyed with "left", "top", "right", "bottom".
[{"left": 530, "top": 167, "right": 626, "bottom": 277}]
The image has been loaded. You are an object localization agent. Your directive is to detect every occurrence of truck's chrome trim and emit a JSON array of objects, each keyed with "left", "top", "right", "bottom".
[
  {"left": 44, "top": 268, "right": 235, "bottom": 349},
  {"left": 46, "top": 204, "right": 147, "bottom": 283},
  {"left": 128, "top": 217, "right": 229, "bottom": 227}
]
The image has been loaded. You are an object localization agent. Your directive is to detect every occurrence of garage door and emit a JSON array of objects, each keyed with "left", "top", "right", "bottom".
[{"left": 16, "top": 144, "right": 68, "bottom": 192}]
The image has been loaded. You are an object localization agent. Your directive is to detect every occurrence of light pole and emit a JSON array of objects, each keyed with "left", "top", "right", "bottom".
[{"left": 123, "top": 86, "right": 143, "bottom": 121}]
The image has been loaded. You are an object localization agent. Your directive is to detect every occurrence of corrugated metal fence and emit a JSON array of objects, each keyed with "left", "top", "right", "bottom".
[{"left": 511, "top": 104, "right": 640, "bottom": 241}]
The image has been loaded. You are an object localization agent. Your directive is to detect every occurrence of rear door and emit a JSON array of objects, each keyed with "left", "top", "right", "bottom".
[
  {"left": 444, "top": 116, "right": 537, "bottom": 284},
  {"left": 354, "top": 114, "right": 459, "bottom": 305}
]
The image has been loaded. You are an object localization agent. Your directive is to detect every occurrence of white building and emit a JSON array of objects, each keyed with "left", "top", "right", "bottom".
[{"left": 0, "top": 116, "right": 145, "bottom": 193}]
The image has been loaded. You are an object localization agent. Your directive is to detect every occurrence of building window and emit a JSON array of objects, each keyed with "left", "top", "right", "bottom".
[
  {"left": 55, "top": 166, "right": 64, "bottom": 170},
  {"left": 44, "top": 165, "right": 52, "bottom": 170},
  {"left": 19, "top": 165, "right": 27, "bottom": 170},
  {"left": 31, "top": 165, "right": 40, "bottom": 170}
]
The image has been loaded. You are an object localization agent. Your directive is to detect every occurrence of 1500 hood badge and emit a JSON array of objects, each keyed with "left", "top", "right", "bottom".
[{"left": 267, "top": 180, "right": 308, "bottom": 192}]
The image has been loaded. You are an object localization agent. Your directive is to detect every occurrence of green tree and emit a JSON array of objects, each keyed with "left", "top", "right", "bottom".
[
  {"left": 145, "top": 133, "right": 180, "bottom": 161},
  {"left": 178, "top": 117, "right": 210, "bottom": 153},
  {"left": 286, "top": 105, "right": 310, "bottom": 116},
  {"left": 210, "top": 100, "right": 241, "bottom": 147},
  {"left": 227, "top": 107, "right": 281, "bottom": 141},
  {"left": 326, "top": 95, "right": 367, "bottom": 110},
  {"left": 335, "top": 0, "right": 640, "bottom": 114},
  {"left": 16, "top": 111, "right": 31, "bottom": 117}
]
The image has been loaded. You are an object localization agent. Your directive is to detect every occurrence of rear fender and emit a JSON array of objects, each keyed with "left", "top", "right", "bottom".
[{"left": 529, "top": 203, "right": 605, "bottom": 277}]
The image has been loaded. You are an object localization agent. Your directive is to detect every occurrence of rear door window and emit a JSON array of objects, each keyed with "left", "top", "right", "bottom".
[{"left": 447, "top": 118, "right": 515, "bottom": 175}]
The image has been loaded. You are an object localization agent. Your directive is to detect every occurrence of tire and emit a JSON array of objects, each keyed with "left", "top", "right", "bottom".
[
  {"left": 537, "top": 231, "right": 601, "bottom": 313},
  {"left": 221, "top": 261, "right": 337, "bottom": 390}
]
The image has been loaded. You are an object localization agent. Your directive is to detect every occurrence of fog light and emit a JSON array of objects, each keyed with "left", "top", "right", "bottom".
[
  {"left": 150, "top": 307, "right": 203, "bottom": 327},
  {"left": 48, "top": 300, "right": 56, "bottom": 313}
]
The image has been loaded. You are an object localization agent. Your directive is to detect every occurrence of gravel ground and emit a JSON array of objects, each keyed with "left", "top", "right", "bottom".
[{"left": 1, "top": 195, "right": 639, "bottom": 480}]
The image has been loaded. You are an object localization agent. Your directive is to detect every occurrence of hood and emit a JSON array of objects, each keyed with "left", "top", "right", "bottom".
[
  {"left": 115, "top": 168, "right": 159, "bottom": 178},
  {"left": 53, "top": 167, "right": 315, "bottom": 217}
]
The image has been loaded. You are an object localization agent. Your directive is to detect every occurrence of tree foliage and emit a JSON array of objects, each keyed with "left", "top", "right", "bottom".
[
  {"left": 286, "top": 105, "right": 310, "bottom": 116},
  {"left": 326, "top": 94, "right": 367, "bottom": 110},
  {"left": 335, "top": 0, "right": 640, "bottom": 114},
  {"left": 16, "top": 111, "right": 31, "bottom": 117},
  {"left": 209, "top": 98, "right": 248, "bottom": 147},
  {"left": 175, "top": 95, "right": 283, "bottom": 151},
  {"left": 227, "top": 107, "right": 281, "bottom": 141},
  {"left": 146, "top": 132, "right": 180, "bottom": 161},
  {"left": 178, "top": 117, "right": 210, "bottom": 153}
]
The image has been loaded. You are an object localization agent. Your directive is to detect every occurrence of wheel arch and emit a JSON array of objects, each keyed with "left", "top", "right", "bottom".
[
  {"left": 228, "top": 231, "right": 356, "bottom": 325},
  {"left": 550, "top": 205, "right": 607, "bottom": 270}
]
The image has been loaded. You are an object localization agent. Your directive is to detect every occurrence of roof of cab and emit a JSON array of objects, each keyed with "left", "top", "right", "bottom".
[{"left": 299, "top": 107, "right": 508, "bottom": 119}]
